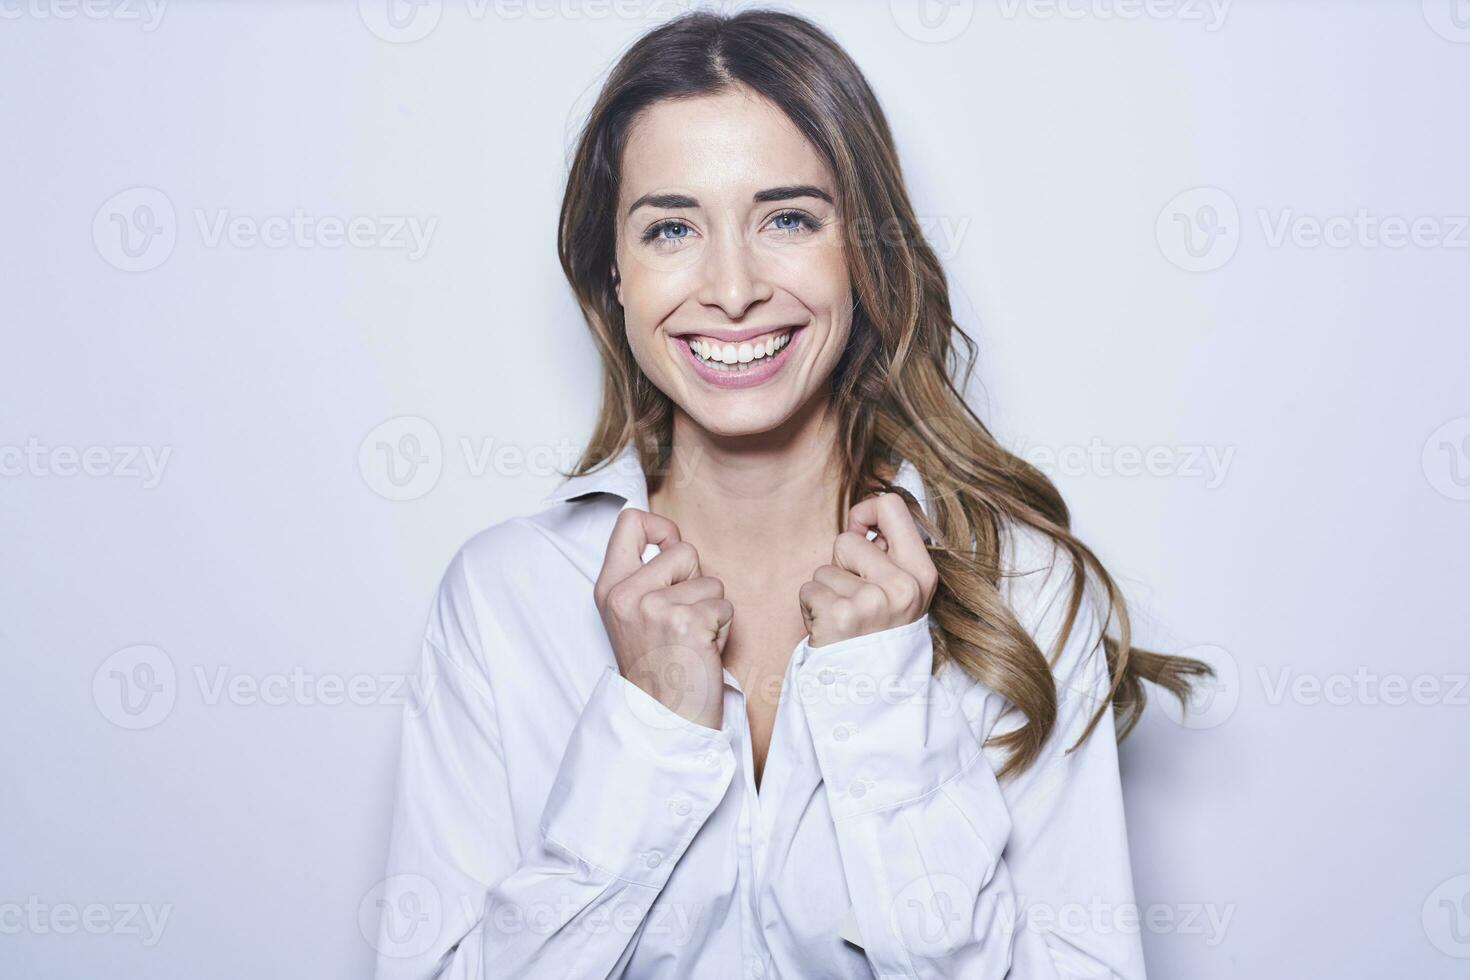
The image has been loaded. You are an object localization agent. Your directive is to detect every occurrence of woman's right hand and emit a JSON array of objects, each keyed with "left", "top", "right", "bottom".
[{"left": 593, "top": 507, "right": 732, "bottom": 730}]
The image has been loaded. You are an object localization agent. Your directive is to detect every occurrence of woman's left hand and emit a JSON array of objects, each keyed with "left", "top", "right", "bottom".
[{"left": 798, "top": 491, "right": 939, "bottom": 647}]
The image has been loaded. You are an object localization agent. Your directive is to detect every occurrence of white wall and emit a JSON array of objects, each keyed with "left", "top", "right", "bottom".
[{"left": 2, "top": 1, "right": 1466, "bottom": 977}]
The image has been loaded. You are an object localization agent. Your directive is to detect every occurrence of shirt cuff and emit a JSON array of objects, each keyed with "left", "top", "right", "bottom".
[
  {"left": 794, "top": 614, "right": 980, "bottom": 819},
  {"left": 539, "top": 665, "right": 737, "bottom": 887}
]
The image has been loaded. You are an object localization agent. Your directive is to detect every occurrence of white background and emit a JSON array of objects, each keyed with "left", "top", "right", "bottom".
[{"left": 2, "top": 1, "right": 1467, "bottom": 977}]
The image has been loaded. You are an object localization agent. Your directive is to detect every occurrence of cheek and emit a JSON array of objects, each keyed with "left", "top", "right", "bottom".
[
  {"left": 618, "top": 241, "right": 685, "bottom": 311},
  {"left": 789, "top": 249, "right": 853, "bottom": 341},
  {"left": 622, "top": 313, "right": 663, "bottom": 375},
  {"left": 616, "top": 271, "right": 683, "bottom": 377}
]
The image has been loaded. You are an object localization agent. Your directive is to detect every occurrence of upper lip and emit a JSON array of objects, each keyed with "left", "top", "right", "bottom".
[{"left": 671, "top": 324, "right": 804, "bottom": 345}]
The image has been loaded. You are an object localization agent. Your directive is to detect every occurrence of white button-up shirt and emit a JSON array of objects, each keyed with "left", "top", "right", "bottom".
[{"left": 371, "top": 442, "right": 1147, "bottom": 979}]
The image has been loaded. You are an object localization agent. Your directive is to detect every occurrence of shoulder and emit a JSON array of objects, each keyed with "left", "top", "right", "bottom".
[
  {"left": 445, "top": 496, "right": 609, "bottom": 594},
  {"left": 426, "top": 497, "right": 613, "bottom": 652},
  {"left": 995, "top": 518, "right": 1068, "bottom": 623},
  {"left": 451, "top": 506, "right": 558, "bottom": 576},
  {"left": 993, "top": 518, "right": 1110, "bottom": 704}
]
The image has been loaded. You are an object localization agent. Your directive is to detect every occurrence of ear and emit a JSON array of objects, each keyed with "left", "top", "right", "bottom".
[{"left": 610, "top": 263, "right": 623, "bottom": 307}]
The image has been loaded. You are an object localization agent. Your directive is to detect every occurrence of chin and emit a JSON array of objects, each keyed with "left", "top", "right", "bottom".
[{"left": 680, "top": 400, "right": 794, "bottom": 439}]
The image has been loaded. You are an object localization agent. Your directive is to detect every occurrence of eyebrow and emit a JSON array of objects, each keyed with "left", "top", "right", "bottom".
[{"left": 626, "top": 184, "right": 834, "bottom": 219}]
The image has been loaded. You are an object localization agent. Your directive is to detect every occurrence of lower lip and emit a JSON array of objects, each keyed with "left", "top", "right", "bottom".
[{"left": 674, "top": 327, "right": 805, "bottom": 390}]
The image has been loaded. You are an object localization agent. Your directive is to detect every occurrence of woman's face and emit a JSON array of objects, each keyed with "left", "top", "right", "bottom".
[{"left": 613, "top": 86, "right": 852, "bottom": 438}]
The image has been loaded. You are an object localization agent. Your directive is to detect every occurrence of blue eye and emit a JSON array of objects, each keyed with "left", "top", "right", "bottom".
[
  {"left": 637, "top": 210, "right": 824, "bottom": 248},
  {"left": 641, "top": 220, "right": 690, "bottom": 245},
  {"left": 770, "top": 210, "right": 821, "bottom": 234}
]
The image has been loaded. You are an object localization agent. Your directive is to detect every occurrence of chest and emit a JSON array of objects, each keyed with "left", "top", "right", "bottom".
[{"left": 717, "top": 581, "right": 812, "bottom": 789}]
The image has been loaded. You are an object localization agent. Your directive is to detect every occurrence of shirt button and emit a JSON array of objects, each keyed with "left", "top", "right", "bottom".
[
  {"left": 750, "top": 958, "right": 766, "bottom": 978},
  {"left": 818, "top": 667, "right": 836, "bottom": 685},
  {"left": 670, "top": 798, "right": 692, "bottom": 816},
  {"left": 643, "top": 850, "right": 663, "bottom": 869},
  {"left": 697, "top": 749, "right": 719, "bottom": 767},
  {"left": 833, "top": 724, "right": 853, "bottom": 742},
  {"left": 849, "top": 780, "right": 868, "bottom": 798}
]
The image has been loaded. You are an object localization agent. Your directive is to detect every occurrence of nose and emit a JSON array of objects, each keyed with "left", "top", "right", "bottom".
[{"left": 696, "top": 219, "right": 773, "bottom": 320}]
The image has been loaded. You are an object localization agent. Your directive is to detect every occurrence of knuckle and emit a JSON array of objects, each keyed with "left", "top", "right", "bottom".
[
  {"left": 665, "top": 604, "right": 696, "bottom": 638},
  {"left": 858, "top": 583, "right": 887, "bottom": 612},
  {"left": 635, "top": 589, "right": 664, "bottom": 621},
  {"left": 605, "top": 583, "right": 634, "bottom": 618}
]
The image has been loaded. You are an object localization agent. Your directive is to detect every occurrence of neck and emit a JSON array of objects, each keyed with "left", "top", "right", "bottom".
[{"left": 648, "top": 398, "right": 845, "bottom": 563}]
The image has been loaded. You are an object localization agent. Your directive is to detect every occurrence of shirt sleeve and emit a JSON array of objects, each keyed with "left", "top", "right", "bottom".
[
  {"left": 371, "top": 549, "right": 738, "bottom": 980},
  {"left": 792, "top": 561, "right": 1146, "bottom": 978}
]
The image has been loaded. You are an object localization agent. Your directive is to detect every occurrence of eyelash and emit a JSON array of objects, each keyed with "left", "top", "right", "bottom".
[{"left": 638, "top": 209, "right": 823, "bottom": 246}]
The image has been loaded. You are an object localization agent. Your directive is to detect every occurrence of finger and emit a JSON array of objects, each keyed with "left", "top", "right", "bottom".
[
  {"left": 621, "top": 538, "right": 702, "bottom": 594},
  {"left": 846, "top": 493, "right": 927, "bottom": 580},
  {"left": 600, "top": 507, "right": 682, "bottom": 587},
  {"left": 689, "top": 596, "right": 735, "bottom": 633},
  {"left": 845, "top": 508, "right": 889, "bottom": 552},
  {"left": 797, "top": 578, "right": 838, "bottom": 626},
  {"left": 799, "top": 579, "right": 853, "bottom": 646},
  {"left": 813, "top": 562, "right": 866, "bottom": 597},
  {"left": 693, "top": 597, "right": 735, "bottom": 655},
  {"left": 831, "top": 530, "right": 898, "bottom": 585},
  {"left": 656, "top": 575, "right": 726, "bottom": 606},
  {"left": 658, "top": 596, "right": 732, "bottom": 656}
]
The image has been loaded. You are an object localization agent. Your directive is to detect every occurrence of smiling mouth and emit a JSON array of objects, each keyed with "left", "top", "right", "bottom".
[{"left": 683, "top": 328, "right": 794, "bottom": 372}]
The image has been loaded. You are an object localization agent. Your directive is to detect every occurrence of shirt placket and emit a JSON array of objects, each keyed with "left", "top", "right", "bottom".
[{"left": 720, "top": 668, "right": 779, "bottom": 980}]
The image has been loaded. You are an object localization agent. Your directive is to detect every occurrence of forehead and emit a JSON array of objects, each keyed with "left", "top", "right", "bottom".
[{"left": 620, "top": 88, "right": 831, "bottom": 200}]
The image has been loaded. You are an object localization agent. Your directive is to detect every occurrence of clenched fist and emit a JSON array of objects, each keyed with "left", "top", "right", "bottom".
[
  {"left": 798, "top": 491, "right": 938, "bottom": 648},
  {"left": 593, "top": 507, "right": 732, "bottom": 729}
]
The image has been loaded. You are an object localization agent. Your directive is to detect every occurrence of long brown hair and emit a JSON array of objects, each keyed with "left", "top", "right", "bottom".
[{"left": 556, "top": 8, "right": 1212, "bottom": 778}]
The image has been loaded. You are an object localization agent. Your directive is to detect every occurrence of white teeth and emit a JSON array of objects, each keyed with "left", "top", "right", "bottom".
[{"left": 687, "top": 330, "right": 792, "bottom": 369}]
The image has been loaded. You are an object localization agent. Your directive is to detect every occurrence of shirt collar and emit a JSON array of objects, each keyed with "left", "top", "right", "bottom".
[{"left": 540, "top": 442, "right": 930, "bottom": 523}]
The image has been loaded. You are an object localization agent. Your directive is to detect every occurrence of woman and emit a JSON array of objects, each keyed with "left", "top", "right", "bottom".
[{"left": 372, "top": 9, "right": 1210, "bottom": 979}]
